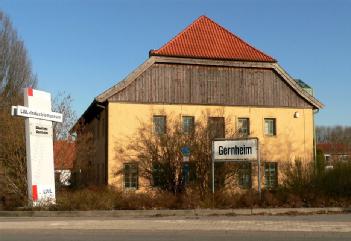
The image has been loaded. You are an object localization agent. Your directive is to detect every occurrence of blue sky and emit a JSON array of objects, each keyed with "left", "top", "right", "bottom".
[{"left": 1, "top": 0, "right": 350, "bottom": 126}]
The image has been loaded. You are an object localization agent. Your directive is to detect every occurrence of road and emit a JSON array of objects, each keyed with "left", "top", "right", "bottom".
[{"left": 1, "top": 214, "right": 350, "bottom": 241}]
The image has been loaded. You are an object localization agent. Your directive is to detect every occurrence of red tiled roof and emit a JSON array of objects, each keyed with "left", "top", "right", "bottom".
[
  {"left": 54, "top": 140, "right": 76, "bottom": 170},
  {"left": 317, "top": 143, "right": 351, "bottom": 154},
  {"left": 150, "top": 16, "right": 276, "bottom": 62}
]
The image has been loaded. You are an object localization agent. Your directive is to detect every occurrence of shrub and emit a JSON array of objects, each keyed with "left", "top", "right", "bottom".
[
  {"left": 316, "top": 149, "right": 326, "bottom": 174},
  {"left": 54, "top": 187, "right": 116, "bottom": 210},
  {"left": 6, "top": 160, "right": 351, "bottom": 211},
  {"left": 281, "top": 160, "right": 314, "bottom": 193},
  {"left": 280, "top": 159, "right": 351, "bottom": 206},
  {"left": 315, "top": 162, "right": 351, "bottom": 197}
]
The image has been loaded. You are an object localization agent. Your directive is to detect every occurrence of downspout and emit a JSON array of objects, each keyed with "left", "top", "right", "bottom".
[{"left": 313, "top": 108, "right": 319, "bottom": 167}]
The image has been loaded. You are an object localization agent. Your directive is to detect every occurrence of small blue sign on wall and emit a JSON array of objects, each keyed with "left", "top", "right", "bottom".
[{"left": 181, "top": 146, "right": 190, "bottom": 156}]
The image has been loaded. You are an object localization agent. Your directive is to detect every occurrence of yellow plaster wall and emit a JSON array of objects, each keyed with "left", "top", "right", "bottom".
[{"left": 108, "top": 102, "right": 314, "bottom": 188}]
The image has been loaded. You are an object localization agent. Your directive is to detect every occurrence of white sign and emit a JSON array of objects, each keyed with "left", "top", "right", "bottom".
[
  {"left": 11, "top": 105, "right": 63, "bottom": 122},
  {"left": 211, "top": 138, "right": 261, "bottom": 197},
  {"left": 11, "top": 88, "right": 61, "bottom": 205},
  {"left": 213, "top": 138, "right": 258, "bottom": 161},
  {"left": 29, "top": 123, "right": 53, "bottom": 137}
]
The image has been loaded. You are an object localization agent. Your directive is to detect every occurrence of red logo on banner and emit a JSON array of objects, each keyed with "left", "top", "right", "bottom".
[
  {"left": 32, "top": 185, "right": 38, "bottom": 201},
  {"left": 27, "top": 88, "right": 33, "bottom": 96}
]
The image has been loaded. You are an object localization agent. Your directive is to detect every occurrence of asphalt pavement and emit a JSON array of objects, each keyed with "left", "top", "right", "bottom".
[
  {"left": 1, "top": 214, "right": 350, "bottom": 241},
  {"left": 2, "top": 229, "right": 351, "bottom": 241}
]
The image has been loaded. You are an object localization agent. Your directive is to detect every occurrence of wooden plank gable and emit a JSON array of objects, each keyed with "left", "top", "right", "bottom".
[{"left": 108, "top": 62, "right": 313, "bottom": 108}]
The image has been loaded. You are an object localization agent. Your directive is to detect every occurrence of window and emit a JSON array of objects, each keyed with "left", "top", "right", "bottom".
[
  {"left": 153, "top": 115, "right": 166, "bottom": 135},
  {"left": 183, "top": 162, "right": 197, "bottom": 185},
  {"left": 124, "top": 163, "right": 138, "bottom": 189},
  {"left": 265, "top": 162, "right": 278, "bottom": 189},
  {"left": 264, "top": 118, "right": 276, "bottom": 136},
  {"left": 182, "top": 116, "right": 194, "bottom": 134},
  {"left": 325, "top": 154, "right": 330, "bottom": 162},
  {"left": 238, "top": 162, "right": 252, "bottom": 188},
  {"left": 238, "top": 118, "right": 250, "bottom": 136},
  {"left": 152, "top": 162, "right": 166, "bottom": 187},
  {"left": 208, "top": 117, "right": 225, "bottom": 139}
]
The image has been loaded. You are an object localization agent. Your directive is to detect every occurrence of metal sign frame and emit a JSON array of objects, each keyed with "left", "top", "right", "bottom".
[{"left": 211, "top": 137, "right": 261, "bottom": 197}]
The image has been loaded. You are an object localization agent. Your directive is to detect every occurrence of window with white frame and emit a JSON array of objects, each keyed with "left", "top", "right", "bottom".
[
  {"left": 153, "top": 115, "right": 166, "bottom": 135},
  {"left": 238, "top": 118, "right": 250, "bottom": 136},
  {"left": 264, "top": 118, "right": 276, "bottom": 136},
  {"left": 124, "top": 163, "right": 138, "bottom": 189},
  {"left": 182, "top": 116, "right": 194, "bottom": 134},
  {"left": 238, "top": 162, "right": 252, "bottom": 188}
]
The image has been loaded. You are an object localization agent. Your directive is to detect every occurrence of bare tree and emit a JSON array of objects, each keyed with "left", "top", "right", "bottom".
[
  {"left": 0, "top": 11, "right": 37, "bottom": 103},
  {"left": 114, "top": 112, "right": 241, "bottom": 198},
  {"left": 0, "top": 109, "right": 27, "bottom": 206},
  {"left": 316, "top": 126, "right": 351, "bottom": 145},
  {"left": 316, "top": 126, "right": 351, "bottom": 159},
  {"left": 51, "top": 92, "right": 78, "bottom": 188},
  {"left": 0, "top": 10, "right": 37, "bottom": 208},
  {"left": 52, "top": 93, "right": 77, "bottom": 141}
]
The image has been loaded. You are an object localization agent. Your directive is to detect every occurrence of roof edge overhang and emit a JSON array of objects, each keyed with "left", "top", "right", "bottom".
[
  {"left": 271, "top": 62, "right": 324, "bottom": 110},
  {"left": 70, "top": 99, "right": 106, "bottom": 134},
  {"left": 149, "top": 52, "right": 277, "bottom": 63},
  {"left": 96, "top": 57, "right": 156, "bottom": 103}
]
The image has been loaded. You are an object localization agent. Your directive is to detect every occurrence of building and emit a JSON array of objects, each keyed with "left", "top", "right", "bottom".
[
  {"left": 54, "top": 140, "right": 76, "bottom": 186},
  {"left": 317, "top": 143, "right": 351, "bottom": 167},
  {"left": 75, "top": 16, "right": 323, "bottom": 190}
]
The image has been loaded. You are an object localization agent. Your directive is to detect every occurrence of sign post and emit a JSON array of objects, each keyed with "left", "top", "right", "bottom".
[
  {"left": 257, "top": 140, "right": 261, "bottom": 199},
  {"left": 11, "top": 88, "right": 63, "bottom": 205},
  {"left": 211, "top": 138, "right": 261, "bottom": 198},
  {"left": 181, "top": 146, "right": 190, "bottom": 185}
]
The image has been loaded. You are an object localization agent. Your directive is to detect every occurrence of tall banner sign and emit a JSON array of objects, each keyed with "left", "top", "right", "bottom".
[{"left": 11, "top": 88, "right": 63, "bottom": 205}]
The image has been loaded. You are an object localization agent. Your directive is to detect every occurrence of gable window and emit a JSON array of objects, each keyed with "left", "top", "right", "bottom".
[
  {"left": 265, "top": 162, "right": 278, "bottom": 189},
  {"left": 124, "top": 163, "right": 138, "bottom": 189},
  {"left": 182, "top": 116, "right": 194, "bottom": 134},
  {"left": 238, "top": 118, "right": 250, "bottom": 136},
  {"left": 238, "top": 162, "right": 252, "bottom": 189},
  {"left": 264, "top": 118, "right": 276, "bottom": 136},
  {"left": 153, "top": 115, "right": 166, "bottom": 135}
]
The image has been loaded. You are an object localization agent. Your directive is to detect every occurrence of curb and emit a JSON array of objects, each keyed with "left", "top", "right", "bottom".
[{"left": 0, "top": 207, "right": 350, "bottom": 217}]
